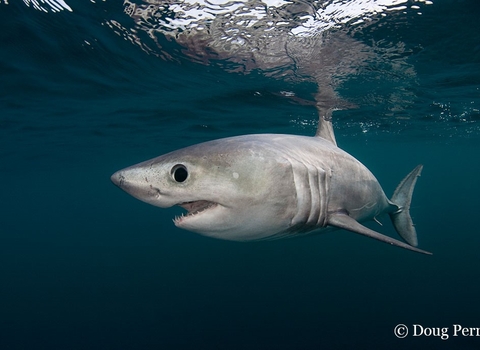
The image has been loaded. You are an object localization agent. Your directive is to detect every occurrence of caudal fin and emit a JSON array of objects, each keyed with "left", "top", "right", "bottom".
[{"left": 389, "top": 165, "right": 423, "bottom": 247}]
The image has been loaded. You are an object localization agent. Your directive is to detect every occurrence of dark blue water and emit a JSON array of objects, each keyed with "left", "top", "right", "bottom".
[{"left": 1, "top": 0, "right": 480, "bottom": 349}]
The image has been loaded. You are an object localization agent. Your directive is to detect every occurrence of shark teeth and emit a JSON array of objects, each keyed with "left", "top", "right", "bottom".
[{"left": 173, "top": 200, "right": 218, "bottom": 224}]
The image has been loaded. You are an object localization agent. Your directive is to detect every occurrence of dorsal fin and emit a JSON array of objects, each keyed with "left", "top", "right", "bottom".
[
  {"left": 315, "top": 106, "right": 337, "bottom": 146},
  {"left": 314, "top": 87, "right": 338, "bottom": 146}
]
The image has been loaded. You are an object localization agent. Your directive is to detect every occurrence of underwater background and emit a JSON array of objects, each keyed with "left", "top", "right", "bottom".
[{"left": 1, "top": 0, "right": 480, "bottom": 349}]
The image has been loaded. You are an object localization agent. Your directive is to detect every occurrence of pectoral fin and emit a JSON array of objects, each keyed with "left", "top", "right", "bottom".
[{"left": 327, "top": 213, "right": 432, "bottom": 255}]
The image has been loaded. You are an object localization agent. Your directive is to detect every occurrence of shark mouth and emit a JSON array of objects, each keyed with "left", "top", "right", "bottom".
[{"left": 174, "top": 200, "right": 218, "bottom": 224}]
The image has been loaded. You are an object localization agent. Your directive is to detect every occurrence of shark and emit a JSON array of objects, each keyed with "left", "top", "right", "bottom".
[{"left": 111, "top": 109, "right": 431, "bottom": 255}]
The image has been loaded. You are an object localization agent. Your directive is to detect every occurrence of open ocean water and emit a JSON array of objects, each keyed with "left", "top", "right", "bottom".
[{"left": 1, "top": 0, "right": 480, "bottom": 349}]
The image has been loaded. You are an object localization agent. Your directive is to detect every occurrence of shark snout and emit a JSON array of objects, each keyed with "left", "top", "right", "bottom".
[
  {"left": 110, "top": 168, "right": 145, "bottom": 196},
  {"left": 110, "top": 170, "right": 124, "bottom": 188},
  {"left": 110, "top": 168, "right": 147, "bottom": 194},
  {"left": 110, "top": 171, "right": 122, "bottom": 187},
  {"left": 110, "top": 167, "right": 169, "bottom": 207}
]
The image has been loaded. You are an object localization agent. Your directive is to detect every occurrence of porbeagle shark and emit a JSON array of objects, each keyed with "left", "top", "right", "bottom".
[{"left": 111, "top": 108, "right": 431, "bottom": 255}]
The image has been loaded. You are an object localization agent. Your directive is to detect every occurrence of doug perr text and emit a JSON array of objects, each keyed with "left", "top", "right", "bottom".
[{"left": 394, "top": 324, "right": 480, "bottom": 340}]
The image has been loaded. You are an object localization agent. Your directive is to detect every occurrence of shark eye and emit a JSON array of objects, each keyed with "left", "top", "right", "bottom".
[{"left": 171, "top": 164, "right": 188, "bottom": 183}]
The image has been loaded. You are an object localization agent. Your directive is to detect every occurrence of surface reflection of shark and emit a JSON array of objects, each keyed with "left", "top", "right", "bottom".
[
  {"left": 14, "top": 0, "right": 427, "bottom": 116},
  {"left": 117, "top": 0, "right": 426, "bottom": 122},
  {"left": 121, "top": 0, "right": 368, "bottom": 111}
]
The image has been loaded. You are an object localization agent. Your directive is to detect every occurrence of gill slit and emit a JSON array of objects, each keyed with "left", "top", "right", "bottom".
[{"left": 290, "top": 158, "right": 329, "bottom": 228}]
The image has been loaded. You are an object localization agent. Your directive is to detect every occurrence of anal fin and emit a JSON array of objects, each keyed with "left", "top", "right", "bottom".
[{"left": 327, "top": 213, "right": 432, "bottom": 255}]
